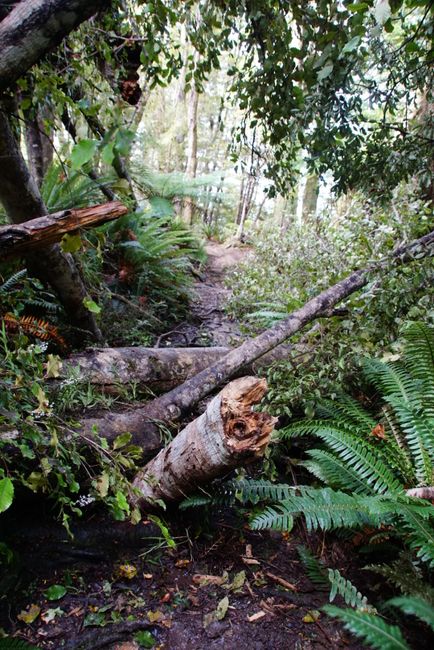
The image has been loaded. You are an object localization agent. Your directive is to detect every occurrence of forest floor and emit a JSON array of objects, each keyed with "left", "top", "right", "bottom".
[
  {"left": 155, "top": 240, "right": 250, "bottom": 348},
  {"left": 1, "top": 242, "right": 427, "bottom": 650}
]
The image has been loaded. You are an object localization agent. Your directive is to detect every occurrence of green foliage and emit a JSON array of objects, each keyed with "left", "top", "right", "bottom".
[
  {"left": 0, "top": 639, "right": 41, "bottom": 650},
  {"left": 327, "top": 568, "right": 372, "bottom": 611},
  {"left": 228, "top": 192, "right": 433, "bottom": 415},
  {"left": 386, "top": 596, "right": 434, "bottom": 632},
  {"left": 296, "top": 546, "right": 328, "bottom": 586},
  {"left": 41, "top": 165, "right": 110, "bottom": 211},
  {"left": 323, "top": 605, "right": 410, "bottom": 650}
]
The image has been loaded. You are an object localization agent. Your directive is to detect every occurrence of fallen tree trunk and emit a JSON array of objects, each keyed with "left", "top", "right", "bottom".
[
  {"left": 80, "top": 229, "right": 434, "bottom": 445},
  {"left": 132, "top": 377, "right": 276, "bottom": 505},
  {"left": 0, "top": 201, "right": 127, "bottom": 258},
  {"left": 58, "top": 344, "right": 299, "bottom": 393}
]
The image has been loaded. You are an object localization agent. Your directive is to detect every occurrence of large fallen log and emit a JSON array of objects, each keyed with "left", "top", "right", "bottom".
[
  {"left": 80, "top": 229, "right": 434, "bottom": 446},
  {"left": 59, "top": 344, "right": 299, "bottom": 393},
  {"left": 0, "top": 201, "right": 128, "bottom": 258},
  {"left": 132, "top": 376, "right": 276, "bottom": 505}
]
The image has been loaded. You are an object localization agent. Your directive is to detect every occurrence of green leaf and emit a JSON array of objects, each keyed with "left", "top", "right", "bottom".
[
  {"left": 134, "top": 630, "right": 156, "bottom": 648},
  {"left": 101, "top": 141, "right": 115, "bottom": 166},
  {"left": 70, "top": 139, "right": 99, "bottom": 170},
  {"left": 216, "top": 596, "right": 229, "bottom": 620},
  {"left": 44, "top": 584, "right": 67, "bottom": 601},
  {"left": 83, "top": 296, "right": 102, "bottom": 314},
  {"left": 113, "top": 432, "right": 132, "bottom": 450},
  {"left": 114, "top": 128, "right": 135, "bottom": 157},
  {"left": 374, "top": 0, "right": 391, "bottom": 25},
  {"left": 342, "top": 36, "right": 361, "bottom": 54},
  {"left": 386, "top": 596, "right": 434, "bottom": 632},
  {"left": 61, "top": 233, "right": 82, "bottom": 254},
  {"left": 317, "top": 63, "right": 334, "bottom": 81},
  {"left": 0, "top": 477, "right": 14, "bottom": 513},
  {"left": 115, "top": 491, "right": 130, "bottom": 513},
  {"left": 324, "top": 605, "right": 410, "bottom": 650},
  {"left": 0, "top": 638, "right": 41, "bottom": 649}
]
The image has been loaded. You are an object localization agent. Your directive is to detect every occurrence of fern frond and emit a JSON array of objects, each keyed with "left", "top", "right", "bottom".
[
  {"left": 281, "top": 422, "right": 402, "bottom": 495},
  {"left": 302, "top": 449, "right": 373, "bottom": 495},
  {"left": 327, "top": 568, "right": 373, "bottom": 611},
  {"left": 249, "top": 504, "right": 294, "bottom": 532},
  {"left": 388, "top": 400, "right": 434, "bottom": 482},
  {"left": 0, "top": 639, "right": 41, "bottom": 650},
  {"left": 400, "top": 507, "right": 434, "bottom": 567},
  {"left": 0, "top": 269, "right": 27, "bottom": 293},
  {"left": 221, "top": 479, "right": 296, "bottom": 505},
  {"left": 323, "top": 605, "right": 410, "bottom": 650},
  {"left": 317, "top": 395, "right": 376, "bottom": 430},
  {"left": 386, "top": 595, "right": 434, "bottom": 631},
  {"left": 178, "top": 494, "right": 212, "bottom": 510},
  {"left": 3, "top": 313, "right": 66, "bottom": 349},
  {"left": 363, "top": 358, "right": 417, "bottom": 404},
  {"left": 366, "top": 553, "right": 434, "bottom": 604},
  {"left": 403, "top": 323, "right": 434, "bottom": 395},
  {"left": 296, "top": 546, "right": 328, "bottom": 586}
]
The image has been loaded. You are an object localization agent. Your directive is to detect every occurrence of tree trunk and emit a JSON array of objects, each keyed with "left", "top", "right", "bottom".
[
  {"left": 0, "top": 0, "right": 107, "bottom": 91},
  {"left": 23, "top": 105, "right": 53, "bottom": 187},
  {"left": 132, "top": 377, "right": 276, "bottom": 505},
  {"left": 56, "top": 343, "right": 299, "bottom": 393},
  {"left": 77, "top": 229, "right": 434, "bottom": 445},
  {"left": 181, "top": 82, "right": 199, "bottom": 225},
  {"left": 0, "top": 105, "right": 102, "bottom": 340},
  {"left": 0, "top": 201, "right": 127, "bottom": 258},
  {"left": 302, "top": 174, "right": 319, "bottom": 222}
]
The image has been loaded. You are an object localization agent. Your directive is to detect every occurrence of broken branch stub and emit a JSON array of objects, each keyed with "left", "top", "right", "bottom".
[{"left": 132, "top": 377, "right": 276, "bottom": 506}]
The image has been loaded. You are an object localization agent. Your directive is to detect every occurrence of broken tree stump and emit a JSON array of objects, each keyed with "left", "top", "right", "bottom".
[
  {"left": 131, "top": 377, "right": 276, "bottom": 505},
  {"left": 0, "top": 201, "right": 128, "bottom": 258}
]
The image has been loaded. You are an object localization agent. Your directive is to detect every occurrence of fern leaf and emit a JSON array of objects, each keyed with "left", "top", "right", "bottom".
[
  {"left": 386, "top": 595, "right": 434, "bottom": 631},
  {"left": 366, "top": 553, "right": 434, "bottom": 604},
  {"left": 302, "top": 449, "right": 373, "bottom": 495},
  {"left": 363, "top": 358, "right": 417, "bottom": 404},
  {"left": 249, "top": 504, "right": 294, "bottom": 532},
  {"left": 327, "top": 568, "right": 373, "bottom": 611},
  {"left": 0, "top": 269, "right": 27, "bottom": 293},
  {"left": 178, "top": 495, "right": 212, "bottom": 510},
  {"left": 0, "top": 638, "right": 41, "bottom": 650},
  {"left": 317, "top": 395, "right": 376, "bottom": 430},
  {"left": 297, "top": 546, "right": 328, "bottom": 586},
  {"left": 323, "top": 605, "right": 410, "bottom": 650},
  {"left": 400, "top": 507, "right": 434, "bottom": 567}
]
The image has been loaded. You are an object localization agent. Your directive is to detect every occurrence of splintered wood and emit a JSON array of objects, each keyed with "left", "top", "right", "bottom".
[{"left": 132, "top": 377, "right": 276, "bottom": 506}]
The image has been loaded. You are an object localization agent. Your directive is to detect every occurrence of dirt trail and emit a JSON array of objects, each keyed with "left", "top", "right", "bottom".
[{"left": 159, "top": 240, "right": 251, "bottom": 348}]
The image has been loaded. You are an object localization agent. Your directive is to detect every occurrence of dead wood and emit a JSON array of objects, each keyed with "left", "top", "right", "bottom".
[
  {"left": 132, "top": 377, "right": 276, "bottom": 505},
  {"left": 79, "top": 229, "right": 434, "bottom": 446},
  {"left": 58, "top": 344, "right": 298, "bottom": 393},
  {"left": 0, "top": 201, "right": 127, "bottom": 258}
]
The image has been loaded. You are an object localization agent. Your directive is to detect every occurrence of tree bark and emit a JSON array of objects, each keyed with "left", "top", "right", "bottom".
[
  {"left": 0, "top": 105, "right": 102, "bottom": 340},
  {"left": 56, "top": 343, "right": 299, "bottom": 393},
  {"left": 0, "top": 0, "right": 107, "bottom": 91},
  {"left": 78, "top": 229, "right": 434, "bottom": 444},
  {"left": 301, "top": 174, "right": 319, "bottom": 222},
  {"left": 0, "top": 201, "right": 127, "bottom": 258},
  {"left": 132, "top": 377, "right": 276, "bottom": 505},
  {"left": 181, "top": 80, "right": 199, "bottom": 225}
]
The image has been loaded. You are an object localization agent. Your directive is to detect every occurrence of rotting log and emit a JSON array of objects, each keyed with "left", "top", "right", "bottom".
[
  {"left": 0, "top": 201, "right": 128, "bottom": 259},
  {"left": 57, "top": 344, "right": 299, "bottom": 393},
  {"left": 131, "top": 377, "right": 276, "bottom": 505},
  {"left": 79, "top": 229, "right": 434, "bottom": 445}
]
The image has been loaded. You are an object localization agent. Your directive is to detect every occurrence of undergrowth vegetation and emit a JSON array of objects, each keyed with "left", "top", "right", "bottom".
[
  {"left": 228, "top": 189, "right": 433, "bottom": 415},
  {"left": 181, "top": 323, "right": 434, "bottom": 646}
]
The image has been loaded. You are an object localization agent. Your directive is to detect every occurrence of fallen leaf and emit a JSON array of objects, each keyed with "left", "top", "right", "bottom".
[
  {"left": 242, "top": 557, "right": 260, "bottom": 566},
  {"left": 247, "top": 611, "right": 266, "bottom": 622},
  {"left": 303, "top": 610, "right": 321, "bottom": 623},
  {"left": 44, "top": 354, "right": 62, "bottom": 379},
  {"left": 193, "top": 571, "right": 228, "bottom": 587},
  {"left": 160, "top": 592, "right": 171, "bottom": 603},
  {"left": 175, "top": 559, "right": 190, "bottom": 567},
  {"left": 143, "top": 573, "right": 153, "bottom": 580},
  {"left": 41, "top": 607, "right": 64, "bottom": 623},
  {"left": 118, "top": 564, "right": 137, "bottom": 579},
  {"left": 226, "top": 570, "right": 246, "bottom": 592},
  {"left": 147, "top": 610, "right": 165, "bottom": 623},
  {"left": 17, "top": 604, "right": 41, "bottom": 624},
  {"left": 44, "top": 584, "right": 67, "bottom": 601},
  {"left": 215, "top": 596, "right": 229, "bottom": 621}
]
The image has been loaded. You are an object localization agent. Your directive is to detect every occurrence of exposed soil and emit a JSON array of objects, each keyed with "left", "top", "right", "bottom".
[
  {"left": 155, "top": 241, "right": 251, "bottom": 348},
  {"left": 1, "top": 506, "right": 372, "bottom": 650}
]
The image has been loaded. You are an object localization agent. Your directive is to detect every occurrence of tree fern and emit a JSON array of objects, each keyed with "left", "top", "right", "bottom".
[
  {"left": 323, "top": 605, "right": 410, "bottom": 650},
  {"left": 386, "top": 595, "right": 434, "bottom": 631}
]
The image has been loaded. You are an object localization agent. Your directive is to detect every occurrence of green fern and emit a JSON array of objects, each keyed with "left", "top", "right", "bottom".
[
  {"left": 0, "top": 639, "right": 41, "bottom": 650},
  {"left": 0, "top": 270, "right": 27, "bottom": 294},
  {"left": 323, "top": 605, "right": 410, "bottom": 650},
  {"left": 249, "top": 503, "right": 294, "bottom": 532},
  {"left": 297, "top": 546, "right": 328, "bottom": 586},
  {"left": 366, "top": 554, "right": 434, "bottom": 604},
  {"left": 327, "top": 568, "right": 373, "bottom": 611},
  {"left": 386, "top": 595, "right": 434, "bottom": 631}
]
